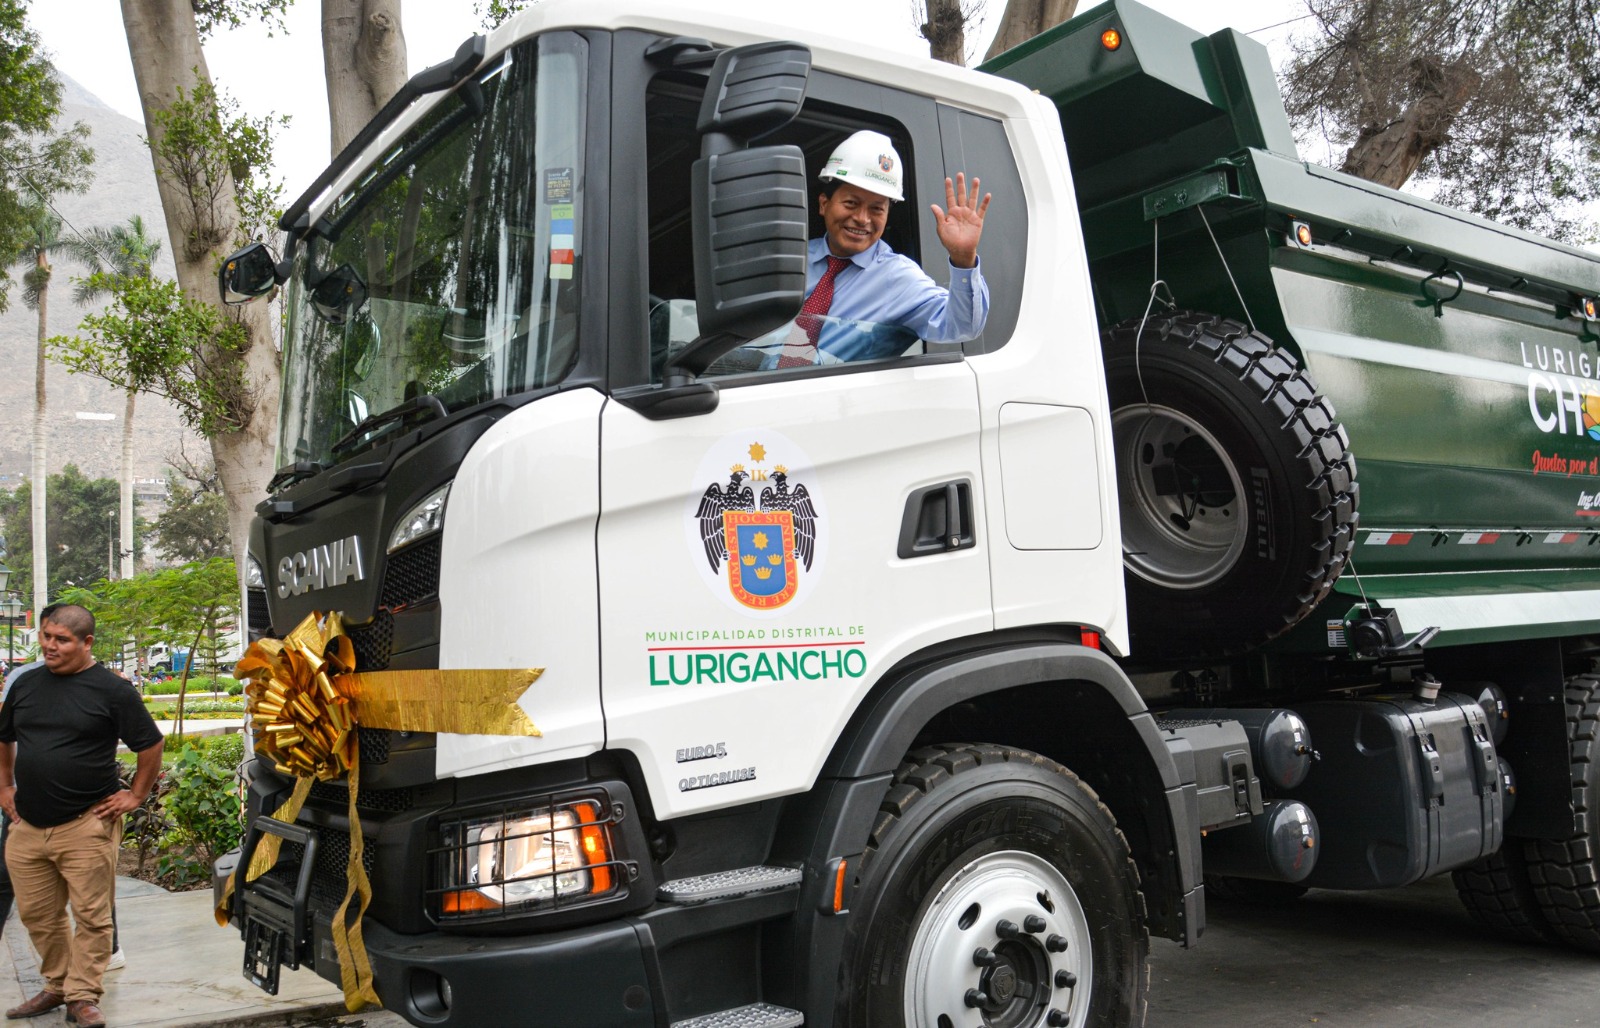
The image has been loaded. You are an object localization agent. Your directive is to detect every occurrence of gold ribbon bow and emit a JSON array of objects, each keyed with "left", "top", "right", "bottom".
[{"left": 218, "top": 611, "right": 543, "bottom": 1012}]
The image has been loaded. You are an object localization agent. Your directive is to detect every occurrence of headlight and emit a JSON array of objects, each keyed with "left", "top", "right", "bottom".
[
  {"left": 245, "top": 554, "right": 266, "bottom": 590},
  {"left": 388, "top": 484, "right": 450, "bottom": 553},
  {"left": 436, "top": 798, "right": 616, "bottom": 918}
]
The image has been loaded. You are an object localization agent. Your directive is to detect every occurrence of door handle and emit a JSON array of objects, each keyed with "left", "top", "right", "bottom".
[{"left": 898, "top": 480, "right": 975, "bottom": 558}]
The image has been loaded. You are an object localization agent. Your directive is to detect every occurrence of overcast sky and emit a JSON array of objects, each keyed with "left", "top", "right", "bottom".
[{"left": 28, "top": 0, "right": 1308, "bottom": 196}]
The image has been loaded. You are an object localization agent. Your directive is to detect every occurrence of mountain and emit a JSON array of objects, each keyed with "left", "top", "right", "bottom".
[{"left": 0, "top": 73, "right": 212, "bottom": 498}]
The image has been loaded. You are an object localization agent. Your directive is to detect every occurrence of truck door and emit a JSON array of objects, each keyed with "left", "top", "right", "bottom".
[{"left": 595, "top": 54, "right": 992, "bottom": 817}]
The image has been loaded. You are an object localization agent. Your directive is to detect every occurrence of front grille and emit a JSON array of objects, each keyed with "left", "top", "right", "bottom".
[
  {"left": 359, "top": 727, "right": 391, "bottom": 765},
  {"left": 246, "top": 588, "right": 272, "bottom": 638},
  {"left": 309, "top": 778, "right": 410, "bottom": 813},
  {"left": 382, "top": 536, "right": 441, "bottom": 609},
  {"left": 348, "top": 610, "right": 394, "bottom": 670},
  {"left": 261, "top": 814, "right": 381, "bottom": 911}
]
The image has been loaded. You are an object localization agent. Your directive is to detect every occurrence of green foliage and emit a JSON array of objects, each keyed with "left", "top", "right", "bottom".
[
  {"left": 153, "top": 460, "right": 231, "bottom": 561},
  {"left": 50, "top": 272, "right": 250, "bottom": 437},
  {"left": 0, "top": 466, "right": 126, "bottom": 603},
  {"left": 155, "top": 743, "right": 243, "bottom": 887},
  {"left": 64, "top": 214, "right": 163, "bottom": 305},
  {"left": 146, "top": 77, "right": 286, "bottom": 261},
  {"left": 118, "top": 760, "right": 173, "bottom": 874},
  {"left": 144, "top": 676, "right": 240, "bottom": 696},
  {"left": 0, "top": 0, "right": 94, "bottom": 313},
  {"left": 475, "top": 0, "right": 531, "bottom": 29},
  {"left": 189, "top": 0, "right": 292, "bottom": 40},
  {"left": 1282, "top": 0, "right": 1600, "bottom": 242}
]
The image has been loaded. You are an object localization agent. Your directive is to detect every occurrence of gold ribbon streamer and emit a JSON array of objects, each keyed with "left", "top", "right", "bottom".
[{"left": 216, "top": 611, "right": 544, "bottom": 1012}]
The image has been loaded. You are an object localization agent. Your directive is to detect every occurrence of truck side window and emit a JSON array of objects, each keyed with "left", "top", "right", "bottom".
[{"left": 645, "top": 81, "right": 924, "bottom": 382}]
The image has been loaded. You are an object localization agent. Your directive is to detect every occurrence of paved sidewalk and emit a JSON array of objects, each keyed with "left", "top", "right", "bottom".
[{"left": 0, "top": 876, "right": 351, "bottom": 1027}]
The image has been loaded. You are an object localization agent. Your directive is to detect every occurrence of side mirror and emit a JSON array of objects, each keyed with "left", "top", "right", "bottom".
[
  {"left": 683, "top": 145, "right": 808, "bottom": 367},
  {"left": 309, "top": 263, "right": 368, "bottom": 325},
  {"left": 668, "top": 42, "right": 811, "bottom": 380},
  {"left": 218, "top": 242, "right": 283, "bottom": 305}
]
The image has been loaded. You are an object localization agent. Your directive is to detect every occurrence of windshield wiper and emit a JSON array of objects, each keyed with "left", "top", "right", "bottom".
[
  {"left": 329, "top": 393, "right": 448, "bottom": 458},
  {"left": 268, "top": 460, "right": 326, "bottom": 492}
]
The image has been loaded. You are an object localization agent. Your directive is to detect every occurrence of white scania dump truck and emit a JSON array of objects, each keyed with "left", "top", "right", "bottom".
[{"left": 213, "top": 0, "right": 1600, "bottom": 1024}]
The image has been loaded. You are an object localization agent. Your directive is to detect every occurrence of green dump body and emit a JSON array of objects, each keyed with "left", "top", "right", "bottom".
[{"left": 984, "top": 0, "right": 1600, "bottom": 646}]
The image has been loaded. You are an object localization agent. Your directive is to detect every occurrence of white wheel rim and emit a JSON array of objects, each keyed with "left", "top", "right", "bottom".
[{"left": 903, "top": 849, "right": 1093, "bottom": 1028}]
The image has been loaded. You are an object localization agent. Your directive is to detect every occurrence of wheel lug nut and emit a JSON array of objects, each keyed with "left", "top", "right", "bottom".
[
  {"left": 1047, "top": 1010, "right": 1071, "bottom": 1026},
  {"left": 1055, "top": 969, "right": 1078, "bottom": 988},
  {"left": 972, "top": 946, "right": 997, "bottom": 967},
  {"left": 1046, "top": 933, "right": 1070, "bottom": 952},
  {"left": 964, "top": 988, "right": 988, "bottom": 1008},
  {"left": 1023, "top": 914, "right": 1047, "bottom": 933},
  {"left": 996, "top": 918, "right": 1021, "bottom": 939}
]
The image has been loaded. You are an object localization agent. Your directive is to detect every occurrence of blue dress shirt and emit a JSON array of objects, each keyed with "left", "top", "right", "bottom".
[{"left": 804, "top": 238, "right": 989, "bottom": 362}]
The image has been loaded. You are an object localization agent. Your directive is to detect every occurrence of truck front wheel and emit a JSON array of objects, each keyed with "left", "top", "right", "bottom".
[
  {"left": 1102, "top": 312, "right": 1358, "bottom": 659},
  {"left": 837, "top": 744, "right": 1148, "bottom": 1028}
]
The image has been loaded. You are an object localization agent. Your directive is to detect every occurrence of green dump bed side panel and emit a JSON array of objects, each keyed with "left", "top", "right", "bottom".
[{"left": 986, "top": 0, "right": 1600, "bottom": 644}]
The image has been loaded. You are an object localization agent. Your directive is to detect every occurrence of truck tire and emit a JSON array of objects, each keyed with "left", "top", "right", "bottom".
[
  {"left": 1525, "top": 670, "right": 1600, "bottom": 951},
  {"left": 837, "top": 744, "right": 1148, "bottom": 1028},
  {"left": 1452, "top": 848, "right": 1553, "bottom": 944},
  {"left": 1102, "top": 312, "right": 1358, "bottom": 659}
]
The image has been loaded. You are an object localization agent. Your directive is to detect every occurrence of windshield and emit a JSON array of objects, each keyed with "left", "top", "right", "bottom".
[{"left": 277, "top": 34, "right": 587, "bottom": 471}]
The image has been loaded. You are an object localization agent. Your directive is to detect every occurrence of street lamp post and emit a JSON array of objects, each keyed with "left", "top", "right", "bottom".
[{"left": 0, "top": 561, "right": 13, "bottom": 668}]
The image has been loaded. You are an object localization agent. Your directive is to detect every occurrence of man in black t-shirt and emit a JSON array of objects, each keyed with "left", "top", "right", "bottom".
[{"left": 0, "top": 605, "right": 161, "bottom": 1027}]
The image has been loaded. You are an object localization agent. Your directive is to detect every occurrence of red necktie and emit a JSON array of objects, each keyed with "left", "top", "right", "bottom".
[{"left": 781, "top": 255, "right": 849, "bottom": 367}]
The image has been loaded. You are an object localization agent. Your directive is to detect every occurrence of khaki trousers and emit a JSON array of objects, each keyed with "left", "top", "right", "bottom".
[{"left": 5, "top": 812, "right": 121, "bottom": 1003}]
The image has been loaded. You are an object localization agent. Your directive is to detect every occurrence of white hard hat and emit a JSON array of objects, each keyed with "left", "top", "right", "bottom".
[{"left": 818, "top": 130, "right": 905, "bottom": 202}]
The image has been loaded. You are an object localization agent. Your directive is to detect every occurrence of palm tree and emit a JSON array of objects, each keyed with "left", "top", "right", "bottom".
[
  {"left": 66, "top": 216, "right": 164, "bottom": 581},
  {"left": 13, "top": 200, "right": 71, "bottom": 618}
]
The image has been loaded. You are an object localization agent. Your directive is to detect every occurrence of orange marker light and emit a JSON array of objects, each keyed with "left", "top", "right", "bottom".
[
  {"left": 832, "top": 859, "right": 849, "bottom": 913},
  {"left": 1296, "top": 223, "right": 1313, "bottom": 246},
  {"left": 1101, "top": 28, "right": 1122, "bottom": 51},
  {"left": 1584, "top": 297, "right": 1597, "bottom": 320}
]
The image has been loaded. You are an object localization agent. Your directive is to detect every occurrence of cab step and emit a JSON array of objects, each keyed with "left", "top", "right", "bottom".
[
  {"left": 657, "top": 865, "right": 802, "bottom": 905},
  {"left": 671, "top": 1002, "right": 804, "bottom": 1028}
]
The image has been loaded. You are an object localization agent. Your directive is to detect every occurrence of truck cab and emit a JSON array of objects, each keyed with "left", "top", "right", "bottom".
[{"left": 218, "top": 1, "right": 1600, "bottom": 1025}]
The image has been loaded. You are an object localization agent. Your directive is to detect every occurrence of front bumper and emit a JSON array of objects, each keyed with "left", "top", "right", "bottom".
[{"left": 351, "top": 917, "right": 658, "bottom": 1026}]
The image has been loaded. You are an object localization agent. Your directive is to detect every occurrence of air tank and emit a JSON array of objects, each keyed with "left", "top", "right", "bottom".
[
  {"left": 1163, "top": 708, "right": 1315, "bottom": 791},
  {"left": 1201, "top": 800, "right": 1319, "bottom": 883}
]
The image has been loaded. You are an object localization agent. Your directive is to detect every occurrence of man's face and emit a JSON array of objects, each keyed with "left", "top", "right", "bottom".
[
  {"left": 818, "top": 183, "right": 891, "bottom": 258},
  {"left": 40, "top": 621, "right": 93, "bottom": 675}
]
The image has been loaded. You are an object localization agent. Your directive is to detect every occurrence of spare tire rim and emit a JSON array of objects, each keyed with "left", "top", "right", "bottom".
[
  {"left": 904, "top": 849, "right": 1093, "bottom": 1028},
  {"left": 1112, "top": 403, "right": 1247, "bottom": 590}
]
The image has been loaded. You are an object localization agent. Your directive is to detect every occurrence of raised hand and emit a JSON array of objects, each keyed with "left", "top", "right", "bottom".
[{"left": 931, "top": 173, "right": 992, "bottom": 269}]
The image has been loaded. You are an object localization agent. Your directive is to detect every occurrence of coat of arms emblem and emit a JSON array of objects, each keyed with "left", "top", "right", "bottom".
[{"left": 695, "top": 464, "right": 818, "bottom": 610}]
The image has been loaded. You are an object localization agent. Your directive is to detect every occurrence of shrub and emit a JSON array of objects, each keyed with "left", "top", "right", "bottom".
[
  {"left": 118, "top": 763, "right": 174, "bottom": 875},
  {"left": 199, "top": 732, "right": 245, "bottom": 770},
  {"left": 156, "top": 743, "right": 244, "bottom": 889},
  {"left": 143, "top": 676, "right": 239, "bottom": 696}
]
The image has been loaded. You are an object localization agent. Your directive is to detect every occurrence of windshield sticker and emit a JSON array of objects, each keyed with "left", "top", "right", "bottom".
[
  {"left": 544, "top": 167, "right": 573, "bottom": 204},
  {"left": 687, "top": 433, "right": 825, "bottom": 614},
  {"left": 549, "top": 203, "right": 575, "bottom": 280}
]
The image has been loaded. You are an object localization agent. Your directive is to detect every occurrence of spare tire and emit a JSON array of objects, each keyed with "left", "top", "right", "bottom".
[{"left": 1102, "top": 312, "right": 1357, "bottom": 660}]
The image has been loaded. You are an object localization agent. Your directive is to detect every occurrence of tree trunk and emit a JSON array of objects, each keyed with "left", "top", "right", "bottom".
[
  {"left": 322, "top": 0, "right": 407, "bottom": 155},
  {"left": 119, "top": 0, "right": 280, "bottom": 589},
  {"left": 1340, "top": 57, "right": 1481, "bottom": 189},
  {"left": 120, "top": 388, "right": 135, "bottom": 580},
  {"left": 985, "top": 0, "right": 1081, "bottom": 62},
  {"left": 30, "top": 254, "right": 47, "bottom": 618},
  {"left": 922, "top": 0, "right": 969, "bottom": 65}
]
